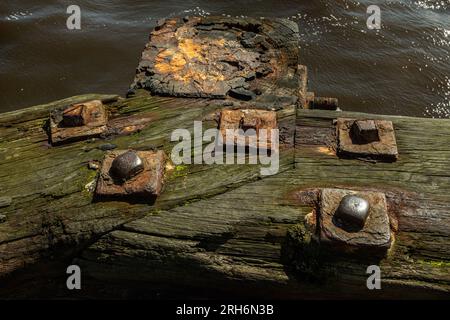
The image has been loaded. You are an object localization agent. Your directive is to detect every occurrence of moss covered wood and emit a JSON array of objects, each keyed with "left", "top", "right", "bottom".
[{"left": 0, "top": 92, "right": 449, "bottom": 298}]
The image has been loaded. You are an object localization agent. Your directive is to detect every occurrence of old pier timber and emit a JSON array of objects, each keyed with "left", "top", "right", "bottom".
[{"left": 0, "top": 17, "right": 449, "bottom": 298}]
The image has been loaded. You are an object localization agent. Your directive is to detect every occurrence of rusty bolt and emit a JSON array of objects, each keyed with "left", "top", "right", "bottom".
[
  {"left": 240, "top": 116, "right": 260, "bottom": 132},
  {"left": 312, "top": 97, "right": 339, "bottom": 110},
  {"left": 351, "top": 120, "right": 379, "bottom": 144},
  {"left": 335, "top": 195, "right": 370, "bottom": 229},
  {"left": 110, "top": 151, "right": 144, "bottom": 182},
  {"left": 62, "top": 104, "right": 86, "bottom": 127}
]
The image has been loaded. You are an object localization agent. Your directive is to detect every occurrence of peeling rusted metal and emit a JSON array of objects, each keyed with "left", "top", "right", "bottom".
[
  {"left": 303, "top": 93, "right": 339, "bottom": 111},
  {"left": 131, "top": 16, "right": 304, "bottom": 109},
  {"left": 49, "top": 101, "right": 153, "bottom": 145},
  {"left": 219, "top": 109, "right": 277, "bottom": 149},
  {"left": 312, "top": 97, "right": 339, "bottom": 111},
  {"left": 49, "top": 100, "right": 108, "bottom": 145},
  {"left": 336, "top": 118, "right": 398, "bottom": 161}
]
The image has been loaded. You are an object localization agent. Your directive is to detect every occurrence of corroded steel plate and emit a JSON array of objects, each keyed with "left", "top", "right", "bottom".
[{"left": 96, "top": 150, "right": 167, "bottom": 198}]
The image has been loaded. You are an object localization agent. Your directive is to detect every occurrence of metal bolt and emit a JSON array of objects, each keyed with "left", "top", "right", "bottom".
[
  {"left": 351, "top": 120, "right": 379, "bottom": 144},
  {"left": 239, "top": 116, "right": 260, "bottom": 132},
  {"left": 62, "top": 104, "right": 86, "bottom": 127},
  {"left": 312, "top": 97, "right": 339, "bottom": 111},
  {"left": 110, "top": 151, "right": 144, "bottom": 182},
  {"left": 336, "top": 195, "right": 370, "bottom": 229}
]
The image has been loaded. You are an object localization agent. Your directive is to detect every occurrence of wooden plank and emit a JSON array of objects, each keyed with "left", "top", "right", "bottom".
[
  {"left": 0, "top": 91, "right": 295, "bottom": 281},
  {"left": 0, "top": 94, "right": 449, "bottom": 298}
]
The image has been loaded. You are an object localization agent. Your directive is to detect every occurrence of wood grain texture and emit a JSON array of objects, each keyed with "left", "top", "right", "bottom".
[{"left": 0, "top": 93, "right": 449, "bottom": 299}]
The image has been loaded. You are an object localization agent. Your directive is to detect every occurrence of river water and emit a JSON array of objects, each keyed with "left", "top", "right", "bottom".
[{"left": 1, "top": 0, "right": 449, "bottom": 117}]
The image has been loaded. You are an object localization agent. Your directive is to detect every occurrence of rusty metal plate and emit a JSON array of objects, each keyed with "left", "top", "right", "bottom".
[
  {"left": 50, "top": 100, "right": 108, "bottom": 144},
  {"left": 319, "top": 188, "right": 391, "bottom": 252},
  {"left": 95, "top": 150, "right": 167, "bottom": 198},
  {"left": 336, "top": 118, "right": 398, "bottom": 161},
  {"left": 131, "top": 16, "right": 302, "bottom": 106},
  {"left": 219, "top": 109, "right": 277, "bottom": 149}
]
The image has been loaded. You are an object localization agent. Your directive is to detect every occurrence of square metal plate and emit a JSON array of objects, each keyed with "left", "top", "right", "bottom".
[
  {"left": 319, "top": 188, "right": 391, "bottom": 251},
  {"left": 95, "top": 150, "right": 167, "bottom": 198},
  {"left": 336, "top": 118, "right": 398, "bottom": 161},
  {"left": 50, "top": 100, "right": 108, "bottom": 144},
  {"left": 219, "top": 109, "right": 277, "bottom": 150}
]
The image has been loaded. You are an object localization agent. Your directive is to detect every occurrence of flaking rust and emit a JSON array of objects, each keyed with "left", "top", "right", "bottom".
[
  {"left": 219, "top": 109, "right": 277, "bottom": 150},
  {"left": 49, "top": 101, "right": 153, "bottom": 145},
  {"left": 131, "top": 16, "right": 304, "bottom": 108},
  {"left": 50, "top": 100, "right": 108, "bottom": 144},
  {"left": 96, "top": 150, "right": 167, "bottom": 198},
  {"left": 336, "top": 118, "right": 398, "bottom": 161}
]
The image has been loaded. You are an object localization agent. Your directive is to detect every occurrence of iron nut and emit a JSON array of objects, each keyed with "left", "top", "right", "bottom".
[
  {"left": 336, "top": 195, "right": 370, "bottom": 229},
  {"left": 219, "top": 109, "right": 277, "bottom": 149},
  {"left": 336, "top": 118, "right": 398, "bottom": 161},
  {"left": 110, "top": 150, "right": 144, "bottom": 182},
  {"left": 49, "top": 100, "right": 108, "bottom": 145},
  {"left": 240, "top": 116, "right": 260, "bottom": 132},
  {"left": 62, "top": 104, "right": 86, "bottom": 127},
  {"left": 351, "top": 120, "right": 379, "bottom": 144}
]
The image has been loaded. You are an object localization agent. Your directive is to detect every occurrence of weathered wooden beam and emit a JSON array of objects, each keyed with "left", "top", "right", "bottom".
[
  {"left": 0, "top": 16, "right": 449, "bottom": 299},
  {"left": 0, "top": 90, "right": 294, "bottom": 286},
  {"left": 0, "top": 90, "right": 449, "bottom": 298}
]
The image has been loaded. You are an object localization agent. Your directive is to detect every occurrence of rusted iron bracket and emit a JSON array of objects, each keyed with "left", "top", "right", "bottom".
[
  {"left": 95, "top": 150, "right": 167, "bottom": 199},
  {"left": 336, "top": 118, "right": 398, "bottom": 161}
]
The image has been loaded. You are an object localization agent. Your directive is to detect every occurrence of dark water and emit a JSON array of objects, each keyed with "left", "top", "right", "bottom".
[{"left": 1, "top": 0, "right": 449, "bottom": 117}]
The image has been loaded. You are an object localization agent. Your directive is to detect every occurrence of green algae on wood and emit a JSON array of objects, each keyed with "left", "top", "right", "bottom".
[{"left": 0, "top": 92, "right": 449, "bottom": 299}]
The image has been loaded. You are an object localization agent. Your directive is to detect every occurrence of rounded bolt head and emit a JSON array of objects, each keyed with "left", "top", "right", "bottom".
[
  {"left": 110, "top": 151, "right": 144, "bottom": 182},
  {"left": 336, "top": 195, "right": 370, "bottom": 229}
]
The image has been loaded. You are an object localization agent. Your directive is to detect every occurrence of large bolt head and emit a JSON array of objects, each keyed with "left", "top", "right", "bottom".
[
  {"left": 336, "top": 195, "right": 370, "bottom": 229},
  {"left": 351, "top": 120, "right": 379, "bottom": 144},
  {"left": 62, "top": 104, "right": 86, "bottom": 127},
  {"left": 110, "top": 151, "right": 144, "bottom": 182}
]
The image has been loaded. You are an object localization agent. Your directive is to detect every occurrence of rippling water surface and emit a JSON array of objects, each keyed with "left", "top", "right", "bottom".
[{"left": 1, "top": 0, "right": 449, "bottom": 117}]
